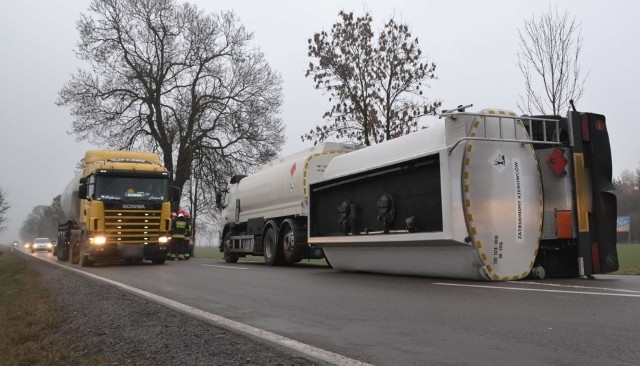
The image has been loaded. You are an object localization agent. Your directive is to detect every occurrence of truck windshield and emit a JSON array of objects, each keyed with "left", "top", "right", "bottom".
[{"left": 94, "top": 176, "right": 168, "bottom": 202}]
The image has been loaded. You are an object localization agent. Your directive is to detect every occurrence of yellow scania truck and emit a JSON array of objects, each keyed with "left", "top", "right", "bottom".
[{"left": 56, "top": 150, "right": 178, "bottom": 266}]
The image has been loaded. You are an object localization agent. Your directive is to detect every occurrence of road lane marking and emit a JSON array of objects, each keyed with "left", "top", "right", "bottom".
[
  {"left": 509, "top": 281, "right": 640, "bottom": 294},
  {"left": 434, "top": 282, "right": 640, "bottom": 298},
  {"left": 28, "top": 253, "right": 372, "bottom": 366},
  {"left": 201, "top": 264, "right": 248, "bottom": 270}
]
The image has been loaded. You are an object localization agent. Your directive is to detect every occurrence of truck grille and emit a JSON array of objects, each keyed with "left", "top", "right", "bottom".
[{"left": 104, "top": 209, "right": 162, "bottom": 245}]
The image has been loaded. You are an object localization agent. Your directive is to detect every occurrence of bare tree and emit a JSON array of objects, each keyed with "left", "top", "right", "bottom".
[
  {"left": 305, "top": 11, "right": 440, "bottom": 146},
  {"left": 19, "top": 196, "right": 66, "bottom": 241},
  {"left": 20, "top": 205, "right": 48, "bottom": 241},
  {"left": 57, "top": 0, "right": 284, "bottom": 199},
  {"left": 0, "top": 187, "right": 9, "bottom": 233},
  {"left": 614, "top": 166, "right": 640, "bottom": 242},
  {"left": 517, "top": 6, "right": 587, "bottom": 115}
]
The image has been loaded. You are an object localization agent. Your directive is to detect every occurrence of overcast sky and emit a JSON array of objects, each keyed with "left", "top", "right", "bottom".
[{"left": 1, "top": 0, "right": 638, "bottom": 243}]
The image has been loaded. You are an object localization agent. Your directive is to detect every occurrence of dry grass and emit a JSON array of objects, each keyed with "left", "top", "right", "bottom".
[
  {"left": 0, "top": 252, "right": 68, "bottom": 364},
  {"left": 0, "top": 251, "right": 119, "bottom": 365}
]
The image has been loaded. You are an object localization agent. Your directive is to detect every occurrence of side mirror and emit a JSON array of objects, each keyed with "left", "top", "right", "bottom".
[
  {"left": 216, "top": 191, "right": 229, "bottom": 209},
  {"left": 78, "top": 183, "right": 87, "bottom": 199}
]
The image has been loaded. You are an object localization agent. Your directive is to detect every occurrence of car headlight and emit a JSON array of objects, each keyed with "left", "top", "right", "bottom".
[
  {"left": 47, "top": 243, "right": 53, "bottom": 248},
  {"left": 24, "top": 244, "right": 30, "bottom": 248}
]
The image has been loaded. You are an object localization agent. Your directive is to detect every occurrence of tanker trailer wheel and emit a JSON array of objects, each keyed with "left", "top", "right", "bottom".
[
  {"left": 263, "top": 227, "right": 284, "bottom": 266},
  {"left": 70, "top": 241, "right": 80, "bottom": 264},
  {"left": 223, "top": 232, "right": 239, "bottom": 263},
  {"left": 58, "top": 242, "right": 69, "bottom": 262},
  {"left": 282, "top": 223, "right": 301, "bottom": 265},
  {"left": 79, "top": 234, "right": 94, "bottom": 267}
]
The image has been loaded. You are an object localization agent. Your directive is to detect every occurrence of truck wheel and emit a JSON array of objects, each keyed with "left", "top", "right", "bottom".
[
  {"left": 70, "top": 243, "right": 80, "bottom": 264},
  {"left": 223, "top": 232, "right": 239, "bottom": 263},
  {"left": 79, "top": 254, "right": 94, "bottom": 267},
  {"left": 263, "top": 227, "right": 284, "bottom": 266},
  {"left": 282, "top": 224, "right": 301, "bottom": 265},
  {"left": 58, "top": 244, "right": 69, "bottom": 261},
  {"left": 79, "top": 236, "right": 94, "bottom": 267},
  {"left": 152, "top": 258, "right": 166, "bottom": 265}
]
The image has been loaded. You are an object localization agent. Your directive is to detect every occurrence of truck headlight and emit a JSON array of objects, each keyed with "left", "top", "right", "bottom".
[
  {"left": 91, "top": 236, "right": 107, "bottom": 245},
  {"left": 158, "top": 236, "right": 170, "bottom": 244}
]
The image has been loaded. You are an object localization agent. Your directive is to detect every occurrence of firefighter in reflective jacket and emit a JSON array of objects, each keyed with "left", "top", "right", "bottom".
[
  {"left": 184, "top": 211, "right": 193, "bottom": 259},
  {"left": 167, "top": 212, "right": 177, "bottom": 259},
  {"left": 170, "top": 211, "right": 190, "bottom": 260}
]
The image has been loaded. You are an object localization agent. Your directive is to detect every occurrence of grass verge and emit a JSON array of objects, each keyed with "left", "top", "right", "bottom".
[
  {"left": 0, "top": 250, "right": 67, "bottom": 364},
  {"left": 614, "top": 243, "right": 640, "bottom": 275},
  {"left": 0, "top": 249, "right": 118, "bottom": 365}
]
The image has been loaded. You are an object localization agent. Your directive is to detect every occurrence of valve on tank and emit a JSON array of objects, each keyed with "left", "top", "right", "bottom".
[
  {"left": 376, "top": 193, "right": 395, "bottom": 234},
  {"left": 405, "top": 216, "right": 417, "bottom": 233},
  {"left": 337, "top": 201, "right": 351, "bottom": 235}
]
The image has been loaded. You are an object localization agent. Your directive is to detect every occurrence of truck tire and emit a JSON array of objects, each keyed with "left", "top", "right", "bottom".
[
  {"left": 223, "top": 232, "right": 239, "bottom": 263},
  {"left": 263, "top": 227, "right": 284, "bottom": 266},
  {"left": 58, "top": 243, "right": 69, "bottom": 261},
  {"left": 70, "top": 243, "right": 80, "bottom": 264},
  {"left": 151, "top": 258, "right": 166, "bottom": 265},
  {"left": 79, "top": 236, "right": 94, "bottom": 267},
  {"left": 281, "top": 223, "right": 301, "bottom": 265},
  {"left": 79, "top": 253, "right": 94, "bottom": 267}
]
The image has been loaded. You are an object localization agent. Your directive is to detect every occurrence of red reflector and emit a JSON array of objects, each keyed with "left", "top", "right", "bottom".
[
  {"left": 546, "top": 148, "right": 568, "bottom": 176},
  {"left": 592, "top": 242, "right": 601, "bottom": 273},
  {"left": 555, "top": 210, "right": 573, "bottom": 239}
]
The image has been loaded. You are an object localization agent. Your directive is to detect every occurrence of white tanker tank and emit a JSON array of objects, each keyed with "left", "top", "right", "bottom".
[
  {"left": 309, "top": 108, "right": 547, "bottom": 280},
  {"left": 219, "top": 142, "right": 357, "bottom": 265},
  {"left": 309, "top": 106, "right": 619, "bottom": 281}
]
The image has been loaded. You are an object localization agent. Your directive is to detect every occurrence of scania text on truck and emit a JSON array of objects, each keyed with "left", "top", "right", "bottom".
[
  {"left": 217, "top": 143, "right": 356, "bottom": 265},
  {"left": 308, "top": 105, "right": 617, "bottom": 281},
  {"left": 56, "top": 150, "right": 178, "bottom": 266}
]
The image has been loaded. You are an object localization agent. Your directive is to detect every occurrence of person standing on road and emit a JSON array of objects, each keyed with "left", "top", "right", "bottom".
[
  {"left": 184, "top": 211, "right": 193, "bottom": 259},
  {"left": 171, "top": 210, "right": 190, "bottom": 260},
  {"left": 167, "top": 212, "right": 177, "bottom": 260}
]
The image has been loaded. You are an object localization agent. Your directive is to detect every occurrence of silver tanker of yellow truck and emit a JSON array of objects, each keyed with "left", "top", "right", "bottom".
[
  {"left": 308, "top": 106, "right": 618, "bottom": 280},
  {"left": 57, "top": 150, "right": 178, "bottom": 266}
]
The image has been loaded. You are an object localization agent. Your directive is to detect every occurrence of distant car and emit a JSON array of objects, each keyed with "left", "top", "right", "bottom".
[{"left": 31, "top": 238, "right": 53, "bottom": 253}]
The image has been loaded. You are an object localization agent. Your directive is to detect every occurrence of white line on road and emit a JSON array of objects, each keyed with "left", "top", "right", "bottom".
[
  {"left": 33, "top": 254, "right": 372, "bottom": 366},
  {"left": 200, "top": 264, "right": 248, "bottom": 270},
  {"left": 434, "top": 282, "right": 640, "bottom": 298},
  {"left": 509, "top": 281, "right": 640, "bottom": 294}
]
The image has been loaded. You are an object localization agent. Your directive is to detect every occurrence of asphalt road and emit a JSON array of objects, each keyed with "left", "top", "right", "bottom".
[{"left": 28, "top": 250, "right": 640, "bottom": 366}]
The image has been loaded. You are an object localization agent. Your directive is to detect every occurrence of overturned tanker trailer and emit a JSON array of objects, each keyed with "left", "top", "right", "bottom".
[{"left": 308, "top": 107, "right": 618, "bottom": 281}]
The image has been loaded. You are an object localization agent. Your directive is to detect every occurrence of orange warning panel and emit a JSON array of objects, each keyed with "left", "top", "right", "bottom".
[{"left": 556, "top": 210, "right": 573, "bottom": 239}]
